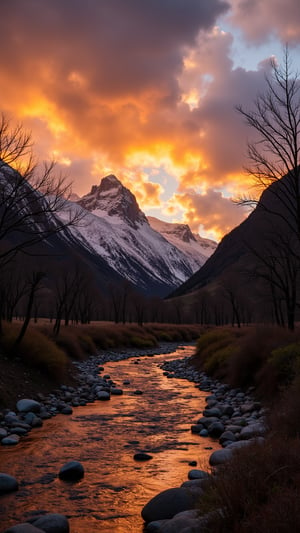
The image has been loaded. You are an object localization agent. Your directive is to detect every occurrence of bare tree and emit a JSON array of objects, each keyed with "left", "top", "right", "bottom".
[
  {"left": 0, "top": 114, "right": 85, "bottom": 267},
  {"left": 13, "top": 270, "right": 46, "bottom": 347},
  {"left": 237, "top": 48, "right": 300, "bottom": 329}
]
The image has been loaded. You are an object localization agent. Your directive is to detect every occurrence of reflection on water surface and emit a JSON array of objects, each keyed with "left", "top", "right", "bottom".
[{"left": 0, "top": 345, "right": 219, "bottom": 532}]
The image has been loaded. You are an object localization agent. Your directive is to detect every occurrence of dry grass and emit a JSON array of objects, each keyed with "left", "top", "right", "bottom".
[
  {"left": 1, "top": 323, "right": 70, "bottom": 380},
  {"left": 192, "top": 325, "right": 300, "bottom": 398},
  {"left": 192, "top": 325, "right": 300, "bottom": 531},
  {"left": 201, "top": 436, "right": 300, "bottom": 532}
]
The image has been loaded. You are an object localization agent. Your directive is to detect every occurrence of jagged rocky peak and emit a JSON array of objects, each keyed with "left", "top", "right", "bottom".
[
  {"left": 78, "top": 174, "right": 148, "bottom": 227},
  {"left": 147, "top": 216, "right": 196, "bottom": 243},
  {"left": 166, "top": 223, "right": 196, "bottom": 243}
]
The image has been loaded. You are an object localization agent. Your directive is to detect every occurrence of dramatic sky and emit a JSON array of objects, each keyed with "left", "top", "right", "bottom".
[{"left": 1, "top": 0, "right": 300, "bottom": 240}]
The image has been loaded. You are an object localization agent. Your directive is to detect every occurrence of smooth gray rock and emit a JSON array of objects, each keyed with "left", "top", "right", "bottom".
[
  {"left": 208, "top": 421, "right": 224, "bottom": 438},
  {"left": 16, "top": 399, "right": 41, "bottom": 414},
  {"left": 110, "top": 388, "right": 123, "bottom": 395},
  {"left": 4, "top": 525, "right": 44, "bottom": 533},
  {"left": 197, "top": 416, "right": 219, "bottom": 428},
  {"left": 96, "top": 391, "right": 110, "bottom": 400},
  {"left": 0, "top": 473, "right": 18, "bottom": 494},
  {"left": 59, "top": 461, "right": 84, "bottom": 481},
  {"left": 32, "top": 514, "right": 69, "bottom": 533},
  {"left": 24, "top": 413, "right": 43, "bottom": 427},
  {"left": 2, "top": 435, "right": 20, "bottom": 445},
  {"left": 147, "top": 510, "right": 202, "bottom": 533},
  {"left": 219, "top": 431, "right": 236, "bottom": 445},
  {"left": 141, "top": 487, "right": 195, "bottom": 522},
  {"left": 203, "top": 407, "right": 222, "bottom": 418},
  {"left": 199, "top": 428, "right": 208, "bottom": 437},
  {"left": 187, "top": 469, "right": 209, "bottom": 480},
  {"left": 145, "top": 521, "right": 167, "bottom": 532},
  {"left": 239, "top": 423, "right": 265, "bottom": 440},
  {"left": 10, "top": 427, "right": 28, "bottom": 436},
  {"left": 209, "top": 448, "right": 233, "bottom": 466}
]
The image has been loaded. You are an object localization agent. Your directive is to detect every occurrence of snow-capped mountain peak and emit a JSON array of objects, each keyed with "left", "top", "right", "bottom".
[
  {"left": 77, "top": 174, "right": 147, "bottom": 228},
  {"left": 147, "top": 216, "right": 217, "bottom": 261},
  {"left": 147, "top": 217, "right": 196, "bottom": 243}
]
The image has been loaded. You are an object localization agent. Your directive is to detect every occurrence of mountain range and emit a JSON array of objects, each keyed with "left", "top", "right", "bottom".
[{"left": 58, "top": 174, "right": 216, "bottom": 296}]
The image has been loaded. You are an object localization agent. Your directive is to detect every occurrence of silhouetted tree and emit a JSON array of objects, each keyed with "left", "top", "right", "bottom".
[
  {"left": 0, "top": 114, "right": 85, "bottom": 334},
  {"left": 237, "top": 48, "right": 300, "bottom": 329}
]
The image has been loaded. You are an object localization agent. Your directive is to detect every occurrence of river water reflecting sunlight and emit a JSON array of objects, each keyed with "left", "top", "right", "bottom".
[{"left": 0, "top": 345, "right": 219, "bottom": 532}]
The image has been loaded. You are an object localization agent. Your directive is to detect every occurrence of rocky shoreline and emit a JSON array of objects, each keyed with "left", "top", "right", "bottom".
[
  {"left": 0, "top": 343, "right": 267, "bottom": 532},
  {"left": 141, "top": 355, "right": 267, "bottom": 532}
]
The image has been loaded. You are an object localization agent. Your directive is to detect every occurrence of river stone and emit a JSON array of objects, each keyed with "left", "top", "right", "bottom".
[
  {"left": 147, "top": 509, "right": 202, "bottom": 533},
  {"left": 209, "top": 448, "right": 233, "bottom": 466},
  {"left": 97, "top": 391, "right": 110, "bottom": 400},
  {"left": 134, "top": 453, "right": 153, "bottom": 461},
  {"left": 208, "top": 421, "right": 224, "bottom": 438},
  {"left": 239, "top": 423, "right": 265, "bottom": 440},
  {"left": 4, "top": 525, "right": 45, "bottom": 533},
  {"left": 32, "top": 514, "right": 69, "bottom": 533},
  {"left": 0, "top": 473, "right": 18, "bottom": 494},
  {"left": 59, "top": 461, "right": 84, "bottom": 481},
  {"left": 60, "top": 406, "right": 73, "bottom": 415},
  {"left": 110, "top": 388, "right": 123, "bottom": 395},
  {"left": 221, "top": 404, "right": 234, "bottom": 417},
  {"left": 16, "top": 399, "right": 41, "bottom": 414},
  {"left": 219, "top": 431, "right": 236, "bottom": 445},
  {"left": 2, "top": 435, "right": 20, "bottom": 445},
  {"left": 10, "top": 427, "right": 28, "bottom": 436},
  {"left": 197, "top": 416, "right": 219, "bottom": 428},
  {"left": 203, "top": 407, "right": 222, "bottom": 418},
  {"left": 0, "top": 428, "right": 8, "bottom": 438},
  {"left": 187, "top": 469, "right": 209, "bottom": 480},
  {"left": 141, "top": 487, "right": 195, "bottom": 522},
  {"left": 199, "top": 428, "right": 208, "bottom": 437},
  {"left": 190, "top": 424, "right": 203, "bottom": 434},
  {"left": 24, "top": 413, "right": 43, "bottom": 428},
  {"left": 145, "top": 521, "right": 167, "bottom": 532}
]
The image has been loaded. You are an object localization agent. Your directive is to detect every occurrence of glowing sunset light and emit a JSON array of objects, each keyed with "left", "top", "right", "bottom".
[{"left": 0, "top": 0, "right": 299, "bottom": 240}]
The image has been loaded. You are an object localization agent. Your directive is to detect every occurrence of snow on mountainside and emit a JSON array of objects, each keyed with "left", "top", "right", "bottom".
[
  {"left": 58, "top": 175, "right": 213, "bottom": 295},
  {"left": 147, "top": 216, "right": 217, "bottom": 269}
]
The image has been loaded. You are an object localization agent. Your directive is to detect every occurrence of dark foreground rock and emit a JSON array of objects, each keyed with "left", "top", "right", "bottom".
[
  {"left": 58, "top": 461, "right": 84, "bottom": 481},
  {"left": 141, "top": 487, "right": 196, "bottom": 522},
  {"left": 0, "top": 473, "right": 18, "bottom": 494},
  {"left": 31, "top": 513, "right": 69, "bottom": 533},
  {"left": 4, "top": 525, "right": 45, "bottom": 533}
]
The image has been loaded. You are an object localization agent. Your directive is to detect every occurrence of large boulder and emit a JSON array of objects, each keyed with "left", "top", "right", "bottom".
[
  {"left": 0, "top": 473, "right": 18, "bottom": 494},
  {"left": 32, "top": 514, "right": 69, "bottom": 533},
  {"left": 4, "top": 525, "right": 44, "bottom": 533},
  {"left": 16, "top": 399, "right": 41, "bottom": 414},
  {"left": 146, "top": 510, "right": 201, "bottom": 532},
  {"left": 209, "top": 448, "right": 233, "bottom": 466},
  {"left": 141, "top": 487, "right": 195, "bottom": 523}
]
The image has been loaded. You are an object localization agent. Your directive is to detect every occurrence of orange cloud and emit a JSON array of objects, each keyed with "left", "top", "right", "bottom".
[
  {"left": 228, "top": 0, "right": 300, "bottom": 44},
  {"left": 0, "top": 1, "right": 291, "bottom": 239},
  {"left": 167, "top": 188, "right": 247, "bottom": 240}
]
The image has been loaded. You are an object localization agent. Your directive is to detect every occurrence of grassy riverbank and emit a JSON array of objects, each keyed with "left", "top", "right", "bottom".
[
  {"left": 191, "top": 325, "right": 300, "bottom": 532},
  {"left": 0, "top": 321, "right": 203, "bottom": 409}
]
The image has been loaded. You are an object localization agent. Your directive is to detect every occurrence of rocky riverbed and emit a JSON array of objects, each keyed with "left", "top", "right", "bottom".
[
  {"left": 141, "top": 356, "right": 267, "bottom": 532},
  {"left": 0, "top": 344, "right": 267, "bottom": 532}
]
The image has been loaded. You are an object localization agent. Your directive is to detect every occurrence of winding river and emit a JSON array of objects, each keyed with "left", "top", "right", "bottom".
[{"left": 0, "top": 345, "right": 219, "bottom": 532}]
